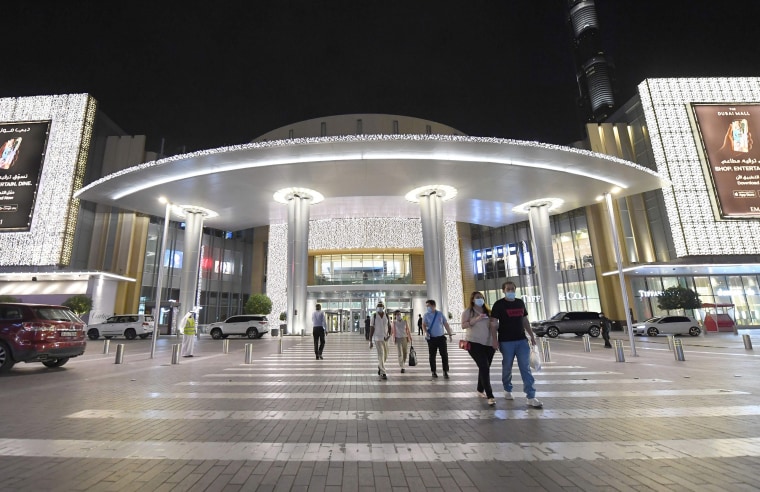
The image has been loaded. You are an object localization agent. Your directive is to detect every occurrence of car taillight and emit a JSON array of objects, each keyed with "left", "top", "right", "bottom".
[
  {"left": 260, "top": 320, "right": 268, "bottom": 324},
  {"left": 22, "top": 322, "right": 55, "bottom": 332},
  {"left": 142, "top": 322, "right": 150, "bottom": 327}
]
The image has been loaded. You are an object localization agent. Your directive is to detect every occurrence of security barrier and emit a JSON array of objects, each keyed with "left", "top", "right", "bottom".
[
  {"left": 614, "top": 340, "right": 625, "bottom": 362},
  {"left": 114, "top": 344, "right": 125, "bottom": 364}
]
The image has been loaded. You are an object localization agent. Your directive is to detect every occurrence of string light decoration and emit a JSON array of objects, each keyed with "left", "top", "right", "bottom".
[
  {"left": 266, "top": 218, "right": 464, "bottom": 322},
  {"left": 639, "top": 77, "right": 760, "bottom": 256},
  {"left": 0, "top": 94, "right": 94, "bottom": 266}
]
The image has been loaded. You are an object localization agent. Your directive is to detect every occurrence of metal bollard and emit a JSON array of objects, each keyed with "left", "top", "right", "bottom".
[
  {"left": 102, "top": 339, "right": 110, "bottom": 354},
  {"left": 114, "top": 344, "right": 125, "bottom": 364},
  {"left": 171, "top": 344, "right": 181, "bottom": 364},
  {"left": 673, "top": 338, "right": 686, "bottom": 361},
  {"left": 582, "top": 334, "right": 591, "bottom": 352},
  {"left": 614, "top": 339, "right": 625, "bottom": 362},
  {"left": 222, "top": 339, "right": 230, "bottom": 354},
  {"left": 244, "top": 343, "right": 254, "bottom": 364},
  {"left": 743, "top": 334, "right": 753, "bottom": 350},
  {"left": 541, "top": 338, "right": 551, "bottom": 362},
  {"left": 278, "top": 335, "right": 283, "bottom": 354},
  {"left": 667, "top": 335, "right": 675, "bottom": 351}
]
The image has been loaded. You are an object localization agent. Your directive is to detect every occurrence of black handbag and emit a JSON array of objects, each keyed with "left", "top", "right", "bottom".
[{"left": 408, "top": 344, "right": 417, "bottom": 366}]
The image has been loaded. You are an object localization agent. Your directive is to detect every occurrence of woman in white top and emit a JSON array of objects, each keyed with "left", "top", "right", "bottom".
[
  {"left": 461, "top": 291, "right": 499, "bottom": 406},
  {"left": 391, "top": 310, "right": 412, "bottom": 373}
]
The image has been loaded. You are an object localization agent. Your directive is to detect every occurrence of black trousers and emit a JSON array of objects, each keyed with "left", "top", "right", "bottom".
[
  {"left": 602, "top": 325, "right": 611, "bottom": 346},
  {"left": 468, "top": 342, "right": 496, "bottom": 398},
  {"left": 427, "top": 335, "right": 449, "bottom": 373},
  {"left": 313, "top": 327, "right": 325, "bottom": 356}
]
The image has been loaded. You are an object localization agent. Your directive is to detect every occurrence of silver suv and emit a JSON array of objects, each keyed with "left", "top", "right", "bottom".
[
  {"left": 86, "top": 314, "right": 154, "bottom": 340},
  {"left": 207, "top": 315, "right": 269, "bottom": 339},
  {"left": 532, "top": 311, "right": 601, "bottom": 338}
]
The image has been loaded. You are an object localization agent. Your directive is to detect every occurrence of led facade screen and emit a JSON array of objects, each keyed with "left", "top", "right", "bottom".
[
  {"left": 0, "top": 121, "right": 50, "bottom": 231},
  {"left": 692, "top": 103, "right": 760, "bottom": 218}
]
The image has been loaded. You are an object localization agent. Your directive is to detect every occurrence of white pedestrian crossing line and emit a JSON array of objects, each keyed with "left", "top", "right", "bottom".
[
  {"left": 66, "top": 405, "right": 760, "bottom": 421},
  {"left": 207, "top": 371, "right": 620, "bottom": 376},
  {"left": 179, "top": 378, "right": 669, "bottom": 386},
  {"left": 1, "top": 437, "right": 759, "bottom": 461},
  {"left": 141, "top": 389, "right": 747, "bottom": 399}
]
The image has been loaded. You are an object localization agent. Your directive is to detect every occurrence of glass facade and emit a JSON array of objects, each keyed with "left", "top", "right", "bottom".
[
  {"left": 140, "top": 218, "right": 255, "bottom": 326},
  {"left": 631, "top": 275, "right": 760, "bottom": 326},
  {"left": 470, "top": 209, "right": 600, "bottom": 321},
  {"left": 314, "top": 253, "right": 412, "bottom": 285}
]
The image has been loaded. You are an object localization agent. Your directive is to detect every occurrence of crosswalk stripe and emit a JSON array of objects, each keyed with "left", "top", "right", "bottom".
[
  {"left": 65, "top": 405, "right": 760, "bottom": 421},
  {"left": 1, "top": 437, "right": 759, "bottom": 461},
  {"left": 179, "top": 378, "right": 669, "bottom": 386}
]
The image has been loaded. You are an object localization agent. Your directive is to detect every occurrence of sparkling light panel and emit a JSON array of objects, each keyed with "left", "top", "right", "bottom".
[
  {"left": 267, "top": 218, "right": 464, "bottom": 323},
  {"left": 0, "top": 94, "right": 94, "bottom": 266},
  {"left": 639, "top": 77, "right": 760, "bottom": 256}
]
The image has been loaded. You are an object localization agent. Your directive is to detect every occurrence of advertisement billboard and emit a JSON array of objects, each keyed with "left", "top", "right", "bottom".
[
  {"left": 692, "top": 104, "right": 760, "bottom": 218},
  {"left": 0, "top": 121, "right": 50, "bottom": 231}
]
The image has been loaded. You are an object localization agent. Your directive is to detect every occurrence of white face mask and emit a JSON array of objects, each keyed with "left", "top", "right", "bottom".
[
  {"left": 377, "top": 308, "right": 384, "bottom": 313},
  {"left": 474, "top": 298, "right": 485, "bottom": 307}
]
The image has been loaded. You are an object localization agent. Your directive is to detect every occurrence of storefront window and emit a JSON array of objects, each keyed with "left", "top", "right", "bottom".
[{"left": 314, "top": 253, "right": 412, "bottom": 285}]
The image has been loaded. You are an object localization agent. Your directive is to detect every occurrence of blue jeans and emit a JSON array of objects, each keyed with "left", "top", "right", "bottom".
[{"left": 499, "top": 339, "right": 536, "bottom": 398}]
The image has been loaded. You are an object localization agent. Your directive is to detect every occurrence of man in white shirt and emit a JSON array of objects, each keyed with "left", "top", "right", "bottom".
[
  {"left": 312, "top": 304, "right": 327, "bottom": 360},
  {"left": 369, "top": 301, "right": 391, "bottom": 379}
]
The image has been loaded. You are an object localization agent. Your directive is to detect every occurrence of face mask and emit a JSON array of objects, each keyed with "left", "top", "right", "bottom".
[
  {"left": 474, "top": 298, "right": 484, "bottom": 307},
  {"left": 396, "top": 316, "right": 402, "bottom": 321},
  {"left": 426, "top": 306, "right": 433, "bottom": 313},
  {"left": 505, "top": 292, "right": 516, "bottom": 301},
  {"left": 377, "top": 308, "right": 384, "bottom": 313}
]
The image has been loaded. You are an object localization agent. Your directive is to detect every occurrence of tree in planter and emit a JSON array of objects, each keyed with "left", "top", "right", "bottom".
[
  {"left": 62, "top": 294, "right": 93, "bottom": 317},
  {"left": 0, "top": 295, "right": 21, "bottom": 302},
  {"left": 244, "top": 294, "right": 272, "bottom": 316},
  {"left": 657, "top": 286, "right": 702, "bottom": 314}
]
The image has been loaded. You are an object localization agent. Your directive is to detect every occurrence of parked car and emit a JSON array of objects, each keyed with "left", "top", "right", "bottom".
[
  {"left": 207, "top": 315, "right": 269, "bottom": 339},
  {"left": 532, "top": 311, "right": 602, "bottom": 338},
  {"left": 633, "top": 316, "right": 701, "bottom": 336},
  {"left": 86, "top": 314, "right": 154, "bottom": 340},
  {"left": 0, "top": 302, "right": 87, "bottom": 373}
]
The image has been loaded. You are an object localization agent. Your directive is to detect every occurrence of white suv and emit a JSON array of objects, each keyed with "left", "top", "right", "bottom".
[
  {"left": 633, "top": 315, "right": 701, "bottom": 337},
  {"left": 207, "top": 315, "right": 269, "bottom": 339},
  {"left": 86, "top": 314, "right": 155, "bottom": 340}
]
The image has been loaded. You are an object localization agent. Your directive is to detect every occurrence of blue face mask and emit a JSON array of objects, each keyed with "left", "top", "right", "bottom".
[
  {"left": 505, "top": 292, "right": 516, "bottom": 301},
  {"left": 474, "top": 298, "right": 485, "bottom": 307},
  {"left": 426, "top": 306, "right": 433, "bottom": 313}
]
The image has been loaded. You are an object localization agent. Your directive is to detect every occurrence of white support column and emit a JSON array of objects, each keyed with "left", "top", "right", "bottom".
[
  {"left": 528, "top": 203, "right": 560, "bottom": 320},
  {"left": 286, "top": 194, "right": 311, "bottom": 336},
  {"left": 419, "top": 191, "right": 448, "bottom": 317},
  {"left": 178, "top": 210, "right": 205, "bottom": 319}
]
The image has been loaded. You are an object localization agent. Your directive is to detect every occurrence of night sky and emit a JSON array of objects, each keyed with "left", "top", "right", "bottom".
[{"left": 4, "top": 1, "right": 760, "bottom": 154}]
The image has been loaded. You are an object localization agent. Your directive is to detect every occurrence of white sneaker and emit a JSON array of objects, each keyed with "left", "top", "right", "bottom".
[
  {"left": 527, "top": 397, "right": 543, "bottom": 408},
  {"left": 487, "top": 398, "right": 496, "bottom": 406},
  {"left": 504, "top": 392, "right": 514, "bottom": 400},
  {"left": 477, "top": 391, "right": 486, "bottom": 398}
]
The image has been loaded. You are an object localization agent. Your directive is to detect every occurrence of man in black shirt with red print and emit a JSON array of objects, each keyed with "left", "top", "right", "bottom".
[{"left": 490, "top": 281, "right": 542, "bottom": 408}]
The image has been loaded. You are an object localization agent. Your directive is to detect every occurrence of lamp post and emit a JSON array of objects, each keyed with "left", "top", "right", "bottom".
[
  {"left": 150, "top": 198, "right": 173, "bottom": 359},
  {"left": 600, "top": 190, "right": 637, "bottom": 357}
]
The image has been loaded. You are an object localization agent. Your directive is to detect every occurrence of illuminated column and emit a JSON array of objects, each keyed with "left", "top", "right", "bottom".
[
  {"left": 408, "top": 185, "right": 457, "bottom": 319},
  {"left": 275, "top": 188, "right": 324, "bottom": 336},
  {"left": 178, "top": 208, "right": 205, "bottom": 319},
  {"left": 528, "top": 203, "right": 561, "bottom": 320}
]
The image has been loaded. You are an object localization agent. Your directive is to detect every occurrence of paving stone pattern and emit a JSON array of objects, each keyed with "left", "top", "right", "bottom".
[{"left": 1, "top": 330, "right": 759, "bottom": 491}]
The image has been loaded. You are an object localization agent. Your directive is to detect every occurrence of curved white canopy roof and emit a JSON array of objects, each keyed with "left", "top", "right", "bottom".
[{"left": 75, "top": 135, "right": 666, "bottom": 231}]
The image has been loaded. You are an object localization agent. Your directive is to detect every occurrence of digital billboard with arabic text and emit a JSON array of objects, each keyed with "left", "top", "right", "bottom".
[
  {"left": 692, "top": 104, "right": 760, "bottom": 218},
  {"left": 0, "top": 121, "right": 50, "bottom": 231}
]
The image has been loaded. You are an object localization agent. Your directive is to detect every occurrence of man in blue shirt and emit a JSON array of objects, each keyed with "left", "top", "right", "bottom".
[{"left": 422, "top": 299, "right": 453, "bottom": 379}]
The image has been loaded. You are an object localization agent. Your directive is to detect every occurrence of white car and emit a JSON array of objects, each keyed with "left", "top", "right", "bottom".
[
  {"left": 87, "top": 314, "right": 155, "bottom": 340},
  {"left": 633, "top": 315, "right": 701, "bottom": 337},
  {"left": 207, "top": 315, "right": 269, "bottom": 339}
]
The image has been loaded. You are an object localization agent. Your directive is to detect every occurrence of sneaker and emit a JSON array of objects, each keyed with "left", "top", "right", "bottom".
[
  {"left": 316, "top": 355, "right": 320, "bottom": 360},
  {"left": 381, "top": 373, "right": 387, "bottom": 380},
  {"left": 477, "top": 391, "right": 486, "bottom": 398},
  {"left": 504, "top": 392, "right": 514, "bottom": 400},
  {"left": 487, "top": 398, "right": 496, "bottom": 406},
  {"left": 432, "top": 372, "right": 438, "bottom": 378},
  {"left": 378, "top": 368, "right": 381, "bottom": 375},
  {"left": 443, "top": 372, "right": 449, "bottom": 379},
  {"left": 401, "top": 368, "right": 405, "bottom": 373},
  {"left": 319, "top": 355, "right": 324, "bottom": 360},
  {"left": 527, "top": 397, "right": 543, "bottom": 408}
]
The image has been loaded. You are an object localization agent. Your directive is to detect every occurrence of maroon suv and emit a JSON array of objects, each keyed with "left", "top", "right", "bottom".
[{"left": 0, "top": 303, "right": 87, "bottom": 373}]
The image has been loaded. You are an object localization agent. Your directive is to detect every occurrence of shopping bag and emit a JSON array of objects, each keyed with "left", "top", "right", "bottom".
[
  {"left": 529, "top": 343, "right": 542, "bottom": 372},
  {"left": 458, "top": 339, "right": 470, "bottom": 350},
  {"left": 408, "top": 345, "right": 417, "bottom": 366}
]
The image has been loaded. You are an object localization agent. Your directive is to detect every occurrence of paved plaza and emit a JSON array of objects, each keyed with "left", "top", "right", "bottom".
[{"left": 1, "top": 329, "right": 759, "bottom": 491}]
